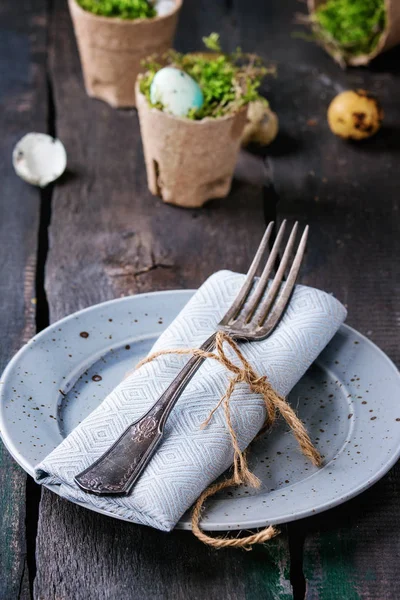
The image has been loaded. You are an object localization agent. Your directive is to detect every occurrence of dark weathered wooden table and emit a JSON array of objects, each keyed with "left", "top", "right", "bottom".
[{"left": 1, "top": 1, "right": 399, "bottom": 598}]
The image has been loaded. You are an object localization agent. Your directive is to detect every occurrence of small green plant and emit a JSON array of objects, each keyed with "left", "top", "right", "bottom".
[
  {"left": 140, "top": 33, "right": 273, "bottom": 120},
  {"left": 76, "top": 0, "right": 156, "bottom": 19},
  {"left": 309, "top": 0, "right": 386, "bottom": 61}
]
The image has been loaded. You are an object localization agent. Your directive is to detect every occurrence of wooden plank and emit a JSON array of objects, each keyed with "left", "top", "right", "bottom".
[
  {"left": 34, "top": 1, "right": 291, "bottom": 599},
  {"left": 231, "top": 1, "right": 400, "bottom": 597},
  {"left": 34, "top": 0, "right": 400, "bottom": 596},
  {"left": 234, "top": 1, "right": 400, "bottom": 598},
  {"left": 0, "top": 1, "right": 48, "bottom": 598},
  {"left": 274, "top": 46, "right": 400, "bottom": 600},
  {"left": 283, "top": 63, "right": 400, "bottom": 599}
]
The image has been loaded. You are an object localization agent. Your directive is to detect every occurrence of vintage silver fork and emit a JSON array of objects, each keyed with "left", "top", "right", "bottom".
[{"left": 75, "top": 220, "right": 308, "bottom": 496}]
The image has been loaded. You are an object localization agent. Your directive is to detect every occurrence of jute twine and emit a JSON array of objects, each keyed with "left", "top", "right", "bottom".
[{"left": 134, "top": 331, "right": 322, "bottom": 550}]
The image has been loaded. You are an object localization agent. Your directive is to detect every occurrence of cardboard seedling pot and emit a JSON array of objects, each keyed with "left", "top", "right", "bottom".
[
  {"left": 136, "top": 83, "right": 248, "bottom": 208},
  {"left": 308, "top": 0, "right": 400, "bottom": 66},
  {"left": 68, "top": 0, "right": 182, "bottom": 108}
]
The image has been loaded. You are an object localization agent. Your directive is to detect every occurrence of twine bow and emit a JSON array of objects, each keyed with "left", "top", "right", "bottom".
[{"left": 135, "top": 331, "right": 322, "bottom": 550}]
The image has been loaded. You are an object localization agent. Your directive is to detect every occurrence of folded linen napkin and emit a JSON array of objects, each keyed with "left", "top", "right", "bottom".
[{"left": 35, "top": 270, "right": 347, "bottom": 531}]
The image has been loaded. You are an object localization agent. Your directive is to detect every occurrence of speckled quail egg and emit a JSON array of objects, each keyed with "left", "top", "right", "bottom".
[
  {"left": 154, "top": 0, "right": 176, "bottom": 17},
  {"left": 150, "top": 67, "right": 204, "bottom": 117},
  {"left": 241, "top": 100, "right": 279, "bottom": 146},
  {"left": 327, "top": 90, "right": 383, "bottom": 140}
]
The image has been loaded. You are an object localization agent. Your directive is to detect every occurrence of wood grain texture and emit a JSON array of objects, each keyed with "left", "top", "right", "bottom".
[
  {"left": 34, "top": 1, "right": 290, "bottom": 599},
  {"left": 281, "top": 62, "right": 400, "bottom": 599},
  {"left": 231, "top": 1, "right": 400, "bottom": 598},
  {"left": 31, "top": 0, "right": 400, "bottom": 598},
  {"left": 0, "top": 1, "right": 48, "bottom": 598}
]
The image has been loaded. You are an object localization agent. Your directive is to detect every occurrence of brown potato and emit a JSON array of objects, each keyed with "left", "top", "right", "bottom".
[{"left": 327, "top": 90, "right": 383, "bottom": 140}]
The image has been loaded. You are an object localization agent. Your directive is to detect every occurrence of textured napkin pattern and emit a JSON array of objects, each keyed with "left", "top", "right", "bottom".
[{"left": 35, "top": 271, "right": 347, "bottom": 531}]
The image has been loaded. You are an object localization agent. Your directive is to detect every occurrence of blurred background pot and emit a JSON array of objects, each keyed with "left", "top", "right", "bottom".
[
  {"left": 308, "top": 0, "right": 400, "bottom": 66},
  {"left": 68, "top": 0, "right": 182, "bottom": 108},
  {"left": 136, "top": 83, "right": 248, "bottom": 208}
]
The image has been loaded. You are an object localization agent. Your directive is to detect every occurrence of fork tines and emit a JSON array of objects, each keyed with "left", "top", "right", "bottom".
[{"left": 220, "top": 221, "right": 308, "bottom": 340}]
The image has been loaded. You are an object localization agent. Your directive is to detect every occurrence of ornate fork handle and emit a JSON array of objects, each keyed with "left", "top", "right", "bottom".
[{"left": 75, "top": 333, "right": 217, "bottom": 496}]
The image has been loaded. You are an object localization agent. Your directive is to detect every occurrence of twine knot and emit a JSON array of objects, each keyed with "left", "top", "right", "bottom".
[{"left": 134, "top": 330, "right": 322, "bottom": 550}]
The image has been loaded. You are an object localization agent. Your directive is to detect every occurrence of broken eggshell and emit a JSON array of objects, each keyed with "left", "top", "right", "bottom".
[
  {"left": 150, "top": 67, "right": 204, "bottom": 117},
  {"left": 13, "top": 133, "right": 67, "bottom": 187}
]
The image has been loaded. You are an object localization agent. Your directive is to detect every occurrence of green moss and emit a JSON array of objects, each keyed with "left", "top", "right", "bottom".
[
  {"left": 312, "top": 0, "right": 386, "bottom": 58},
  {"left": 76, "top": 0, "right": 156, "bottom": 19},
  {"left": 139, "top": 33, "right": 272, "bottom": 120}
]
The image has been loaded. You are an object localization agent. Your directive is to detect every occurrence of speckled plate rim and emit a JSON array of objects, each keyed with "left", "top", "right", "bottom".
[
  {"left": 0, "top": 290, "right": 190, "bottom": 476},
  {"left": 1, "top": 290, "right": 400, "bottom": 532}
]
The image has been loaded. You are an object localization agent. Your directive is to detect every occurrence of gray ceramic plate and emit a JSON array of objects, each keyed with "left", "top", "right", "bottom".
[{"left": 1, "top": 290, "right": 400, "bottom": 531}]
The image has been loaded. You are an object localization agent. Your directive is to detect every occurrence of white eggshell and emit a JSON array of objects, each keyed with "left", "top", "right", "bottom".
[
  {"left": 12, "top": 133, "right": 67, "bottom": 187},
  {"left": 150, "top": 67, "right": 204, "bottom": 117},
  {"left": 154, "top": 0, "right": 176, "bottom": 17}
]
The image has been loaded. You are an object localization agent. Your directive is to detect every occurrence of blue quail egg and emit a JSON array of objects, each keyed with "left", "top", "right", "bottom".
[{"left": 150, "top": 67, "right": 204, "bottom": 117}]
